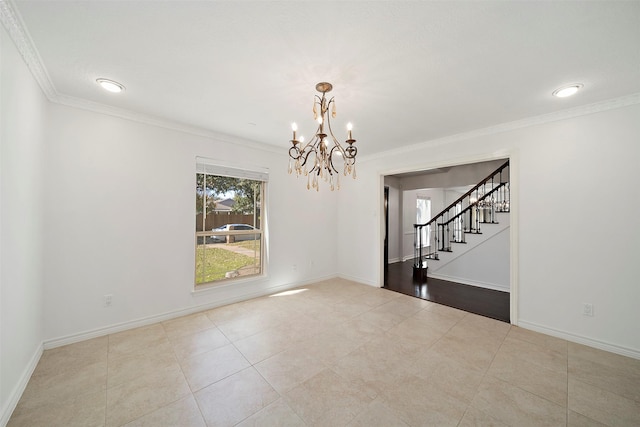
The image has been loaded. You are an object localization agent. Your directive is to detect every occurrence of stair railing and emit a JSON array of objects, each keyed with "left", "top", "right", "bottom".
[{"left": 413, "top": 160, "right": 510, "bottom": 275}]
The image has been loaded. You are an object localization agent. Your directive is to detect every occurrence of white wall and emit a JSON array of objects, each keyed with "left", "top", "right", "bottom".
[
  {"left": 338, "top": 101, "right": 640, "bottom": 357},
  {"left": 42, "top": 103, "right": 341, "bottom": 343},
  {"left": 0, "top": 25, "right": 46, "bottom": 424},
  {"left": 429, "top": 223, "right": 510, "bottom": 291}
]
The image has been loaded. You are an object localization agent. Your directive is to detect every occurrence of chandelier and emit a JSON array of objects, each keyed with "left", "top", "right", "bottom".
[{"left": 288, "top": 82, "right": 357, "bottom": 191}]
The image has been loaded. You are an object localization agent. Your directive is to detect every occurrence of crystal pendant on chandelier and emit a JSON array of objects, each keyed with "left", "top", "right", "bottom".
[{"left": 287, "top": 82, "right": 358, "bottom": 191}]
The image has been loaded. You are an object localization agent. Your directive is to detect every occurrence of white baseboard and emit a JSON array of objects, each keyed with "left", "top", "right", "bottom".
[
  {"left": 337, "top": 273, "right": 378, "bottom": 288},
  {"left": 44, "top": 275, "right": 336, "bottom": 350},
  {"left": 388, "top": 257, "right": 401, "bottom": 264},
  {"left": 518, "top": 320, "right": 640, "bottom": 360},
  {"left": 1, "top": 343, "right": 43, "bottom": 427},
  {"left": 427, "top": 272, "right": 509, "bottom": 292}
]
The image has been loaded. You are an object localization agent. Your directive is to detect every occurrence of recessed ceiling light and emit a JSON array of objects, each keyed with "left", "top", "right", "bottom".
[
  {"left": 552, "top": 84, "right": 583, "bottom": 98},
  {"left": 96, "top": 78, "right": 125, "bottom": 93}
]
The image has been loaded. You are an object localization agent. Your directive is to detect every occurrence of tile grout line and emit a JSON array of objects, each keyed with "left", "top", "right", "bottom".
[
  {"left": 164, "top": 323, "right": 208, "bottom": 427},
  {"left": 485, "top": 329, "right": 573, "bottom": 424},
  {"left": 105, "top": 334, "right": 110, "bottom": 427},
  {"left": 456, "top": 318, "right": 511, "bottom": 425},
  {"left": 566, "top": 340, "right": 570, "bottom": 427}
]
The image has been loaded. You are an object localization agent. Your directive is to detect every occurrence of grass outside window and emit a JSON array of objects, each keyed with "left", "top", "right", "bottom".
[{"left": 195, "top": 238, "right": 262, "bottom": 284}]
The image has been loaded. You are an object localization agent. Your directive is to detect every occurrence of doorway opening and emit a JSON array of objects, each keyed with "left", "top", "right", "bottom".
[{"left": 382, "top": 158, "right": 511, "bottom": 322}]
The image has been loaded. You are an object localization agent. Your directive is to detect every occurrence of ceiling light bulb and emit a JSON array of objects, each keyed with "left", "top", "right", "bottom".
[
  {"left": 291, "top": 122, "right": 297, "bottom": 131},
  {"left": 96, "top": 78, "right": 125, "bottom": 93},
  {"left": 552, "top": 84, "right": 583, "bottom": 98}
]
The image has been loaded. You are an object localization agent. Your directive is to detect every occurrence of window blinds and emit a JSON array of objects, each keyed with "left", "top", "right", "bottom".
[{"left": 196, "top": 157, "right": 269, "bottom": 182}]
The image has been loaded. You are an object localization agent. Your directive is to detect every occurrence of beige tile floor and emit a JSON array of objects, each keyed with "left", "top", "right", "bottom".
[{"left": 8, "top": 278, "right": 640, "bottom": 427}]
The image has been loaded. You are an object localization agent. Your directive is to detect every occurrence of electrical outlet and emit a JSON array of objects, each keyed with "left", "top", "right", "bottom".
[
  {"left": 104, "top": 294, "right": 113, "bottom": 307},
  {"left": 582, "top": 303, "right": 594, "bottom": 317}
]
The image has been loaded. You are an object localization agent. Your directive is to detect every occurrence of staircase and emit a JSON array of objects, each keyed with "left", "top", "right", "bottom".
[{"left": 413, "top": 160, "right": 510, "bottom": 288}]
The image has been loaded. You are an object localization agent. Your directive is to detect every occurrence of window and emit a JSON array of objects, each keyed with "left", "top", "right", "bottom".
[
  {"left": 195, "top": 158, "right": 267, "bottom": 286},
  {"left": 416, "top": 196, "right": 431, "bottom": 247}
]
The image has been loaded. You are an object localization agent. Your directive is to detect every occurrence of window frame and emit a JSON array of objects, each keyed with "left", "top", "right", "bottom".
[
  {"left": 194, "top": 158, "right": 268, "bottom": 288},
  {"left": 416, "top": 196, "right": 431, "bottom": 247}
]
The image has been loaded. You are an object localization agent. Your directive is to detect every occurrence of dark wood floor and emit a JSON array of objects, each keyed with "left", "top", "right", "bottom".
[{"left": 383, "top": 260, "right": 510, "bottom": 323}]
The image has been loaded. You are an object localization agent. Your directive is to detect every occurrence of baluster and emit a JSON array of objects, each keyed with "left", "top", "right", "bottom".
[
  {"left": 413, "top": 225, "right": 417, "bottom": 269},
  {"left": 466, "top": 202, "right": 470, "bottom": 233},
  {"left": 461, "top": 217, "right": 466, "bottom": 243},
  {"left": 494, "top": 193, "right": 497, "bottom": 220},
  {"left": 444, "top": 211, "right": 448, "bottom": 250},
  {"left": 472, "top": 189, "right": 477, "bottom": 231},
  {"left": 506, "top": 182, "right": 509, "bottom": 210},
  {"left": 503, "top": 182, "right": 508, "bottom": 211},
  {"left": 475, "top": 190, "right": 480, "bottom": 232},
  {"left": 429, "top": 223, "right": 433, "bottom": 253},
  {"left": 485, "top": 182, "right": 489, "bottom": 222},
  {"left": 418, "top": 224, "right": 422, "bottom": 263},
  {"left": 415, "top": 225, "right": 420, "bottom": 269},
  {"left": 491, "top": 176, "right": 495, "bottom": 221},
  {"left": 448, "top": 210, "right": 452, "bottom": 247},
  {"left": 469, "top": 195, "right": 473, "bottom": 232}
]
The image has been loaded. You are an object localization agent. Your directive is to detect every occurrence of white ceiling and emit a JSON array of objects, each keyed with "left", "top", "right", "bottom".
[{"left": 8, "top": 0, "right": 640, "bottom": 156}]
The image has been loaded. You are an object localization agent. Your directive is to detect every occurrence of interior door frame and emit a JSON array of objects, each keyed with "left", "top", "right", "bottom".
[
  {"left": 378, "top": 152, "right": 519, "bottom": 325},
  {"left": 383, "top": 186, "right": 389, "bottom": 281}
]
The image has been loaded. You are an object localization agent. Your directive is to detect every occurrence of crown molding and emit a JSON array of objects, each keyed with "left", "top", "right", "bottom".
[
  {"left": 361, "top": 92, "right": 640, "bottom": 163},
  {"left": 0, "top": 0, "right": 57, "bottom": 101},
  {"left": 55, "top": 94, "right": 282, "bottom": 155}
]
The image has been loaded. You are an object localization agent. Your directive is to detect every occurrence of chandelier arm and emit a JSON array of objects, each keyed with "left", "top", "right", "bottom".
[
  {"left": 327, "top": 146, "right": 340, "bottom": 175},
  {"left": 298, "top": 146, "right": 316, "bottom": 168},
  {"left": 307, "top": 161, "right": 320, "bottom": 176},
  {"left": 344, "top": 145, "right": 357, "bottom": 163},
  {"left": 326, "top": 96, "right": 335, "bottom": 114},
  {"left": 288, "top": 145, "right": 302, "bottom": 160},
  {"left": 297, "top": 125, "right": 323, "bottom": 167},
  {"left": 323, "top": 103, "right": 351, "bottom": 175},
  {"left": 313, "top": 94, "right": 323, "bottom": 120},
  {"left": 323, "top": 108, "right": 343, "bottom": 147},
  {"left": 299, "top": 141, "right": 315, "bottom": 157}
]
